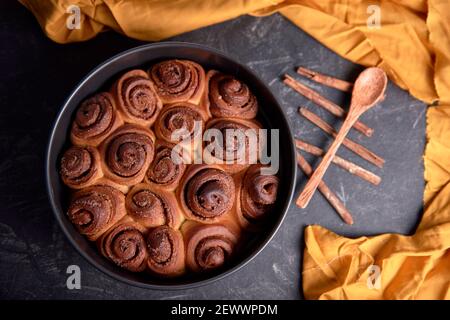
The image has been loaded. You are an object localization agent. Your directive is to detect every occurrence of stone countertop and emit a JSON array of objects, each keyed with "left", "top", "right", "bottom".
[{"left": 0, "top": 1, "right": 426, "bottom": 299}]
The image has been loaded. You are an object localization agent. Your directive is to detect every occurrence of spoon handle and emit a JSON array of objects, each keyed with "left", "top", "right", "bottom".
[{"left": 296, "top": 114, "right": 359, "bottom": 208}]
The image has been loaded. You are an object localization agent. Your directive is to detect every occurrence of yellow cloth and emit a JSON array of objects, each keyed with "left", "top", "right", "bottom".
[{"left": 20, "top": 0, "right": 450, "bottom": 299}]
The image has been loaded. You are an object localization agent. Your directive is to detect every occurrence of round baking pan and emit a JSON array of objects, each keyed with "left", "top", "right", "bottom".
[{"left": 46, "top": 42, "right": 296, "bottom": 289}]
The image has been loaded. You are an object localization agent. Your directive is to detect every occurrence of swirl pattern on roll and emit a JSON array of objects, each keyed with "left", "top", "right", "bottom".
[
  {"left": 204, "top": 118, "right": 261, "bottom": 173},
  {"left": 60, "top": 145, "right": 102, "bottom": 189},
  {"left": 71, "top": 92, "right": 122, "bottom": 146},
  {"left": 145, "top": 142, "right": 186, "bottom": 191},
  {"left": 207, "top": 71, "right": 258, "bottom": 119},
  {"left": 126, "top": 183, "right": 183, "bottom": 229},
  {"left": 60, "top": 59, "right": 281, "bottom": 278},
  {"left": 239, "top": 165, "right": 279, "bottom": 227},
  {"left": 180, "top": 166, "right": 235, "bottom": 223},
  {"left": 154, "top": 102, "right": 204, "bottom": 145},
  {"left": 149, "top": 60, "right": 205, "bottom": 104},
  {"left": 146, "top": 226, "right": 185, "bottom": 277},
  {"left": 99, "top": 218, "right": 148, "bottom": 272},
  {"left": 182, "top": 221, "right": 238, "bottom": 272},
  {"left": 101, "top": 124, "right": 155, "bottom": 187},
  {"left": 113, "top": 69, "right": 162, "bottom": 126},
  {"left": 67, "top": 185, "right": 126, "bottom": 241}
]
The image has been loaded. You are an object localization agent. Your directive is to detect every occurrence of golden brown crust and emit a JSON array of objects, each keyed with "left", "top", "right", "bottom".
[
  {"left": 148, "top": 59, "right": 206, "bottom": 105},
  {"left": 70, "top": 92, "right": 124, "bottom": 146},
  {"left": 98, "top": 216, "right": 148, "bottom": 272},
  {"left": 146, "top": 226, "right": 185, "bottom": 277},
  {"left": 99, "top": 124, "right": 155, "bottom": 191},
  {"left": 67, "top": 185, "right": 126, "bottom": 241},
  {"left": 181, "top": 220, "right": 239, "bottom": 273},
  {"left": 126, "top": 183, "right": 184, "bottom": 229},
  {"left": 233, "top": 164, "right": 279, "bottom": 231},
  {"left": 60, "top": 145, "right": 103, "bottom": 189},
  {"left": 205, "top": 70, "right": 258, "bottom": 119},
  {"left": 154, "top": 102, "right": 206, "bottom": 143},
  {"left": 111, "top": 69, "right": 162, "bottom": 127},
  {"left": 203, "top": 118, "right": 262, "bottom": 174},
  {"left": 154, "top": 102, "right": 206, "bottom": 162},
  {"left": 144, "top": 140, "right": 186, "bottom": 192},
  {"left": 177, "top": 165, "right": 236, "bottom": 224},
  {"left": 59, "top": 145, "right": 132, "bottom": 193}
]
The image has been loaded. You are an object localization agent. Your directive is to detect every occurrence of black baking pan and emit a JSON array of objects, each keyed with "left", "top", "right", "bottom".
[{"left": 46, "top": 42, "right": 297, "bottom": 289}]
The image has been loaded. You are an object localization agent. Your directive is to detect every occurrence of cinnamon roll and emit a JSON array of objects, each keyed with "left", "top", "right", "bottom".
[
  {"left": 146, "top": 226, "right": 185, "bottom": 277},
  {"left": 234, "top": 165, "right": 279, "bottom": 230},
  {"left": 99, "top": 124, "right": 155, "bottom": 190},
  {"left": 144, "top": 141, "right": 186, "bottom": 191},
  {"left": 154, "top": 102, "right": 205, "bottom": 161},
  {"left": 67, "top": 185, "right": 126, "bottom": 241},
  {"left": 178, "top": 165, "right": 235, "bottom": 224},
  {"left": 60, "top": 145, "right": 102, "bottom": 189},
  {"left": 98, "top": 216, "right": 148, "bottom": 272},
  {"left": 126, "top": 183, "right": 183, "bottom": 229},
  {"left": 61, "top": 59, "right": 281, "bottom": 277},
  {"left": 206, "top": 70, "right": 258, "bottom": 119},
  {"left": 203, "top": 118, "right": 262, "bottom": 173},
  {"left": 112, "top": 69, "right": 162, "bottom": 127},
  {"left": 70, "top": 92, "right": 123, "bottom": 146},
  {"left": 148, "top": 59, "right": 206, "bottom": 105},
  {"left": 181, "top": 220, "right": 239, "bottom": 273}
]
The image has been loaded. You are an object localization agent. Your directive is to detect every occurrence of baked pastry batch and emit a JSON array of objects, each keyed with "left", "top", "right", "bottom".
[{"left": 60, "top": 59, "right": 280, "bottom": 277}]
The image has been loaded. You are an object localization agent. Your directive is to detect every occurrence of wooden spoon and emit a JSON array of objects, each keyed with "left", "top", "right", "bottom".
[{"left": 296, "top": 67, "right": 387, "bottom": 208}]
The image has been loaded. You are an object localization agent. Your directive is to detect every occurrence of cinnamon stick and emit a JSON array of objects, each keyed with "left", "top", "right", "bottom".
[
  {"left": 297, "top": 67, "right": 353, "bottom": 92},
  {"left": 299, "top": 107, "right": 384, "bottom": 168},
  {"left": 284, "top": 74, "right": 373, "bottom": 137},
  {"left": 296, "top": 152, "right": 354, "bottom": 225},
  {"left": 295, "top": 138, "right": 381, "bottom": 185}
]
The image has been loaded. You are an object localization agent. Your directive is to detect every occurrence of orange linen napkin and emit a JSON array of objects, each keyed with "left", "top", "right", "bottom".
[{"left": 20, "top": 0, "right": 450, "bottom": 299}]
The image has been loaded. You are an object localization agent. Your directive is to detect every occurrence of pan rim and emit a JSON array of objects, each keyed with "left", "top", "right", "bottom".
[{"left": 45, "top": 41, "right": 297, "bottom": 290}]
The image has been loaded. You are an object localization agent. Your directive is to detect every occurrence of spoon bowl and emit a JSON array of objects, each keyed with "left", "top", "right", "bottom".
[{"left": 351, "top": 67, "right": 387, "bottom": 113}]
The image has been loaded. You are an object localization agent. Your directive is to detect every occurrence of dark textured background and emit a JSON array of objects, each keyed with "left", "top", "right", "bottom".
[{"left": 0, "top": 2, "right": 426, "bottom": 299}]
